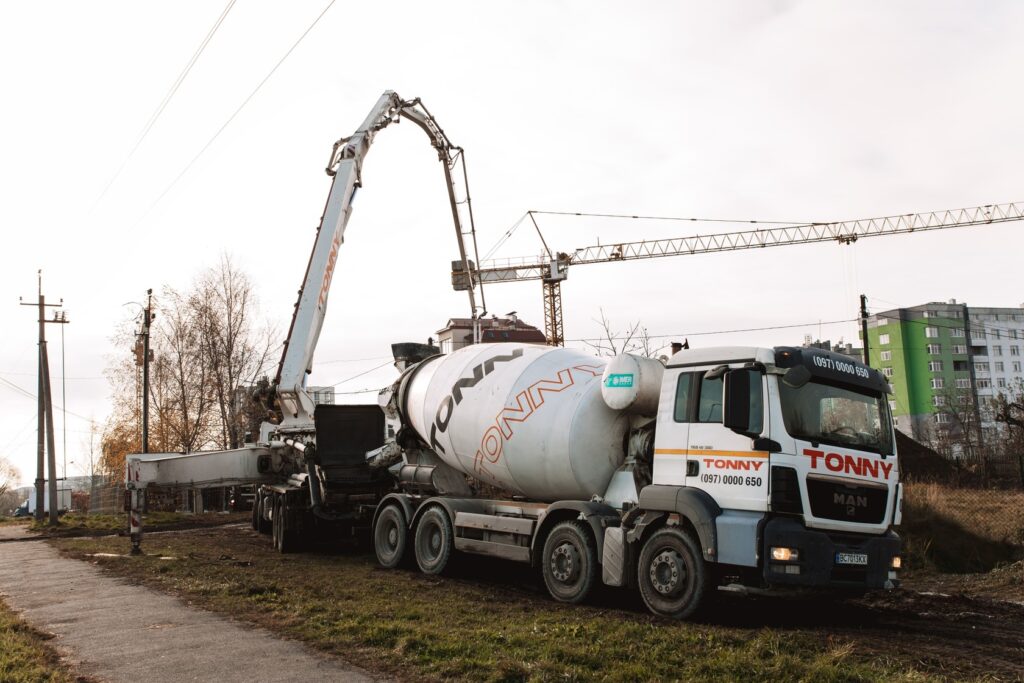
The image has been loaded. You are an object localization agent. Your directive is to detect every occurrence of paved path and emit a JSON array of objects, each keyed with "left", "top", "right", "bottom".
[{"left": 0, "top": 531, "right": 377, "bottom": 682}]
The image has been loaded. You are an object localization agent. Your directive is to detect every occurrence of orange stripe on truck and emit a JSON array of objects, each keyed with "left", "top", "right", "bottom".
[{"left": 654, "top": 448, "right": 769, "bottom": 459}]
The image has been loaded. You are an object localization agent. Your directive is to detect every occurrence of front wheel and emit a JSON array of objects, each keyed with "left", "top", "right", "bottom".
[
  {"left": 541, "top": 520, "right": 597, "bottom": 604},
  {"left": 637, "top": 527, "right": 707, "bottom": 620},
  {"left": 374, "top": 504, "right": 409, "bottom": 569}
]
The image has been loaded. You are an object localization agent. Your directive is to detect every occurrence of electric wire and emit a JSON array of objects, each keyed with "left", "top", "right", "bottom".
[
  {"left": 134, "top": 0, "right": 338, "bottom": 226},
  {"left": 563, "top": 317, "right": 857, "bottom": 344},
  {"left": 0, "top": 376, "right": 93, "bottom": 422},
  {"left": 93, "top": 0, "right": 238, "bottom": 207},
  {"left": 327, "top": 360, "right": 394, "bottom": 388}
]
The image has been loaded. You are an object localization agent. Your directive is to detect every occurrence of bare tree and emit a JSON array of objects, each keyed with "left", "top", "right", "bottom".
[
  {"left": 993, "top": 379, "right": 1024, "bottom": 486},
  {"left": 194, "top": 256, "right": 276, "bottom": 449},
  {"left": 585, "top": 308, "right": 642, "bottom": 357},
  {"left": 0, "top": 457, "right": 20, "bottom": 499}
]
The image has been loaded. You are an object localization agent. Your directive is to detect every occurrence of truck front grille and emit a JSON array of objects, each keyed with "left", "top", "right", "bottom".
[{"left": 806, "top": 478, "right": 887, "bottom": 524}]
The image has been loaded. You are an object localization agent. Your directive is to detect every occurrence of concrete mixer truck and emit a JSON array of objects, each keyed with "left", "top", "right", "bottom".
[
  {"left": 125, "top": 91, "right": 902, "bottom": 621},
  {"left": 362, "top": 340, "right": 901, "bottom": 619}
]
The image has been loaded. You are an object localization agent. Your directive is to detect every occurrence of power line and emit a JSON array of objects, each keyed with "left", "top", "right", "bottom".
[
  {"left": 327, "top": 360, "right": 394, "bottom": 388},
  {"left": 0, "top": 376, "right": 93, "bottom": 422},
  {"left": 529, "top": 210, "right": 816, "bottom": 225},
  {"left": 93, "top": 0, "right": 238, "bottom": 207},
  {"left": 564, "top": 318, "right": 857, "bottom": 344},
  {"left": 134, "top": 0, "right": 337, "bottom": 226}
]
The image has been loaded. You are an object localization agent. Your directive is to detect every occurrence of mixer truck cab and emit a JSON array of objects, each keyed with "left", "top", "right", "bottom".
[{"left": 372, "top": 341, "right": 902, "bottom": 621}]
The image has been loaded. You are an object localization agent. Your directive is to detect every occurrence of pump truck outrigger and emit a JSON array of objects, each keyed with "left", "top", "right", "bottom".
[{"left": 125, "top": 91, "right": 903, "bottom": 621}]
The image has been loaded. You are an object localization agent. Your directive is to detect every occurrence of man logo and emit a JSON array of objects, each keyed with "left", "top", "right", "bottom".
[{"left": 834, "top": 492, "right": 868, "bottom": 517}]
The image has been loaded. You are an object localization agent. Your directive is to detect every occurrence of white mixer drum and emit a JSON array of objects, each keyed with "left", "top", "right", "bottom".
[{"left": 402, "top": 343, "right": 629, "bottom": 502}]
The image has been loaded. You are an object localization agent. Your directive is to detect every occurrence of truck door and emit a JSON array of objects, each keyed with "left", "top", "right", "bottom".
[
  {"left": 651, "top": 369, "right": 695, "bottom": 486},
  {"left": 685, "top": 367, "right": 769, "bottom": 512}
]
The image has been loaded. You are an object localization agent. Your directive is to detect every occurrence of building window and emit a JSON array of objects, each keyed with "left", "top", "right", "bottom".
[
  {"left": 879, "top": 333, "right": 891, "bottom": 345},
  {"left": 931, "top": 377, "right": 944, "bottom": 389},
  {"left": 951, "top": 328, "right": 965, "bottom": 338},
  {"left": 998, "top": 378, "right": 1007, "bottom": 388},
  {"left": 1011, "top": 329, "right": 1019, "bottom": 340},
  {"left": 882, "top": 367, "right": 894, "bottom": 377},
  {"left": 956, "top": 378, "right": 971, "bottom": 389},
  {"left": 928, "top": 361, "right": 943, "bottom": 372},
  {"left": 959, "top": 395, "right": 971, "bottom": 405},
  {"left": 993, "top": 329, "right": 1002, "bottom": 339},
  {"left": 978, "top": 378, "right": 991, "bottom": 389},
  {"left": 934, "top": 413, "right": 950, "bottom": 424},
  {"left": 925, "top": 327, "right": 939, "bottom": 338},
  {"left": 1014, "top": 361, "right": 1022, "bottom": 373},
  {"left": 995, "top": 362, "right": 1005, "bottom": 372},
  {"left": 993, "top": 345, "right": 1003, "bottom": 356},
  {"left": 880, "top": 350, "right": 892, "bottom": 361},
  {"left": 975, "top": 362, "right": 990, "bottom": 373},
  {"left": 952, "top": 344, "right": 967, "bottom": 354},
  {"left": 877, "top": 318, "right": 888, "bottom": 327},
  {"left": 926, "top": 344, "right": 941, "bottom": 355},
  {"left": 1012, "top": 346, "right": 1020, "bottom": 356},
  {"left": 932, "top": 395, "right": 945, "bottom": 407},
  {"left": 973, "top": 328, "right": 985, "bottom": 339}
]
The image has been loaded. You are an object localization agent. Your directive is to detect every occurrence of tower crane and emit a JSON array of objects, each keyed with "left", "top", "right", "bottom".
[{"left": 458, "top": 202, "right": 1024, "bottom": 346}]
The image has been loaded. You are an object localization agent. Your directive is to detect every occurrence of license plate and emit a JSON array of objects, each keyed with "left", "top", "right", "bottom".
[{"left": 835, "top": 552, "right": 868, "bottom": 566}]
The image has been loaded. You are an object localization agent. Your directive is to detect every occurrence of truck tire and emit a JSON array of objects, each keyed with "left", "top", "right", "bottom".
[
  {"left": 252, "top": 490, "right": 271, "bottom": 534},
  {"left": 541, "top": 520, "right": 597, "bottom": 604},
  {"left": 637, "top": 527, "right": 707, "bottom": 620},
  {"left": 414, "top": 506, "right": 453, "bottom": 575},
  {"left": 374, "top": 504, "right": 409, "bottom": 569},
  {"left": 273, "top": 495, "right": 298, "bottom": 554}
]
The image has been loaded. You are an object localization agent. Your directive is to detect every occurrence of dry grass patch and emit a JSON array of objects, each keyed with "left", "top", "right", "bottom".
[{"left": 0, "top": 598, "right": 88, "bottom": 683}]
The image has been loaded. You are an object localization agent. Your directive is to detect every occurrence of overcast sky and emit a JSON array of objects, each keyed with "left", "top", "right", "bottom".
[{"left": 2, "top": 1, "right": 1022, "bottom": 487}]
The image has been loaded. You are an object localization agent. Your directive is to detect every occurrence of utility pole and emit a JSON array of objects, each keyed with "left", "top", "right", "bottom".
[
  {"left": 860, "top": 294, "right": 871, "bottom": 366},
  {"left": 134, "top": 289, "right": 154, "bottom": 454},
  {"left": 20, "top": 271, "right": 69, "bottom": 525}
]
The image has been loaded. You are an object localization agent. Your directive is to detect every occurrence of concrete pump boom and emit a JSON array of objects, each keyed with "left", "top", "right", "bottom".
[{"left": 274, "top": 91, "right": 486, "bottom": 430}]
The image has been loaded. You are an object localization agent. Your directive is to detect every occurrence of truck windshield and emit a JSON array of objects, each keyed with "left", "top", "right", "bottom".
[{"left": 778, "top": 380, "right": 893, "bottom": 455}]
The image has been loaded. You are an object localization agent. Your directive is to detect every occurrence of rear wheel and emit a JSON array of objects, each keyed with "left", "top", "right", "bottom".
[
  {"left": 252, "top": 489, "right": 271, "bottom": 534},
  {"left": 374, "top": 504, "right": 409, "bottom": 569},
  {"left": 414, "top": 506, "right": 453, "bottom": 575},
  {"left": 541, "top": 520, "right": 597, "bottom": 604},
  {"left": 637, "top": 527, "right": 707, "bottom": 620}
]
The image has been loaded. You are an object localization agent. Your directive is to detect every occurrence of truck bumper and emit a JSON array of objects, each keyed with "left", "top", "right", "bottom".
[{"left": 762, "top": 517, "right": 900, "bottom": 590}]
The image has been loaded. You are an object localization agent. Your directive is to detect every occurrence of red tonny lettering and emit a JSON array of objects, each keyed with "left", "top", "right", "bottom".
[
  {"left": 701, "top": 458, "right": 764, "bottom": 471},
  {"left": 317, "top": 230, "right": 344, "bottom": 308},
  {"left": 802, "top": 448, "right": 894, "bottom": 480}
]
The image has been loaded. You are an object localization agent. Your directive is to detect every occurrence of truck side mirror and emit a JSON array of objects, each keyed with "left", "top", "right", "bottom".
[
  {"left": 723, "top": 369, "right": 751, "bottom": 433},
  {"left": 724, "top": 368, "right": 765, "bottom": 436}
]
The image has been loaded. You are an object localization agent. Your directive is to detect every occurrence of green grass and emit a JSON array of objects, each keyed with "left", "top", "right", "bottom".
[
  {"left": 54, "top": 530, "right": 946, "bottom": 683},
  {"left": 0, "top": 599, "right": 79, "bottom": 683}
]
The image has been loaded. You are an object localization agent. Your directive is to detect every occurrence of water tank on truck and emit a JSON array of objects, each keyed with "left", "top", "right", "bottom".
[{"left": 398, "top": 343, "right": 630, "bottom": 501}]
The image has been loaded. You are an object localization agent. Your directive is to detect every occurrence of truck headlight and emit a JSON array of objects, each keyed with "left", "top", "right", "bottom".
[
  {"left": 890, "top": 556, "right": 902, "bottom": 570},
  {"left": 771, "top": 546, "right": 799, "bottom": 562}
]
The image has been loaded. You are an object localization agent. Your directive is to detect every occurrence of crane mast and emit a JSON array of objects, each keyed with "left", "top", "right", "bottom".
[
  {"left": 274, "top": 91, "right": 486, "bottom": 431},
  {"left": 468, "top": 201, "right": 1024, "bottom": 345}
]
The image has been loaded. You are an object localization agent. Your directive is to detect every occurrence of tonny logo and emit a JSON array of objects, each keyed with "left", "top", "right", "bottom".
[
  {"left": 701, "top": 458, "right": 764, "bottom": 472},
  {"left": 803, "top": 448, "right": 894, "bottom": 480},
  {"left": 472, "top": 363, "right": 603, "bottom": 479},
  {"left": 429, "top": 348, "right": 525, "bottom": 454},
  {"left": 317, "top": 229, "right": 344, "bottom": 309}
]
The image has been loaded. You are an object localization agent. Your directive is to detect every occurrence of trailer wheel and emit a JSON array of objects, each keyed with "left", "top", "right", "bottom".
[
  {"left": 414, "top": 506, "right": 453, "bottom": 575},
  {"left": 272, "top": 495, "right": 298, "bottom": 554},
  {"left": 252, "top": 490, "right": 270, "bottom": 534},
  {"left": 637, "top": 527, "right": 707, "bottom": 620},
  {"left": 374, "top": 504, "right": 409, "bottom": 569},
  {"left": 541, "top": 520, "right": 597, "bottom": 604}
]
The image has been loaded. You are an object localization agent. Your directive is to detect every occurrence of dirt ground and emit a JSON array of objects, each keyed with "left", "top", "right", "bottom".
[{"left": 52, "top": 524, "right": 1024, "bottom": 682}]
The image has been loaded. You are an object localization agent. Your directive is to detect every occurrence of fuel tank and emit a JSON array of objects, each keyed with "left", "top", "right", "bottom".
[{"left": 399, "top": 343, "right": 629, "bottom": 502}]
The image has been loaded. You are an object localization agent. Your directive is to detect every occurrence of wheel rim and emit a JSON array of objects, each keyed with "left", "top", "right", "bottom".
[
  {"left": 420, "top": 521, "right": 442, "bottom": 562},
  {"left": 649, "top": 548, "right": 686, "bottom": 597},
  {"left": 376, "top": 512, "right": 402, "bottom": 562},
  {"left": 550, "top": 541, "right": 580, "bottom": 583}
]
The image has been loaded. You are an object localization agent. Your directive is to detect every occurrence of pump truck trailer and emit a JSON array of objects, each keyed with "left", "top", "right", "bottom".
[{"left": 126, "top": 91, "right": 902, "bottom": 620}]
